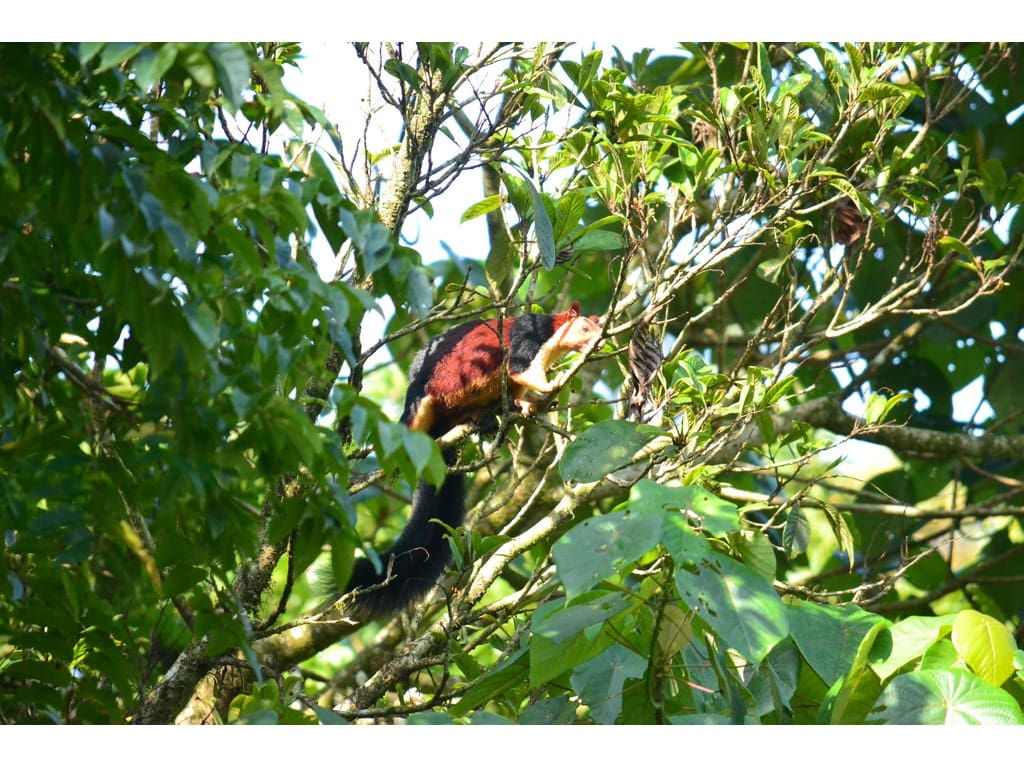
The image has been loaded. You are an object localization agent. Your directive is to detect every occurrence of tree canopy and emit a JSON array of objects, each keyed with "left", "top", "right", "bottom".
[{"left": 2, "top": 41, "right": 1024, "bottom": 725}]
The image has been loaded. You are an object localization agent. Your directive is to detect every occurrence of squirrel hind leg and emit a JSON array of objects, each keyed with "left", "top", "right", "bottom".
[{"left": 404, "top": 394, "right": 447, "bottom": 437}]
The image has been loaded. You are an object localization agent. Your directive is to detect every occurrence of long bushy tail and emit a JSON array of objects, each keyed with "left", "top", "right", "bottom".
[{"left": 343, "top": 455, "right": 465, "bottom": 618}]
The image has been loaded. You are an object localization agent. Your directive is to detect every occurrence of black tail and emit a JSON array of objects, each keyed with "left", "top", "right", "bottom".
[{"left": 343, "top": 456, "right": 465, "bottom": 618}]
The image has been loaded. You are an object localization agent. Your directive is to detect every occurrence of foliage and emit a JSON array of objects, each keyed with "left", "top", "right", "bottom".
[{"left": 2, "top": 42, "right": 1024, "bottom": 725}]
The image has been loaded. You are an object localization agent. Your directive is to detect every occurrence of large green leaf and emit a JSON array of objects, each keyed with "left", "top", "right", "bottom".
[
  {"left": 570, "top": 645, "right": 647, "bottom": 724},
  {"left": 951, "top": 609, "right": 1017, "bottom": 686},
  {"left": 559, "top": 420, "right": 656, "bottom": 483},
  {"left": 820, "top": 618, "right": 891, "bottom": 724},
  {"left": 871, "top": 669, "right": 1024, "bottom": 724},
  {"left": 630, "top": 480, "right": 741, "bottom": 539},
  {"left": 552, "top": 508, "right": 663, "bottom": 600},
  {"left": 674, "top": 550, "right": 789, "bottom": 665},
  {"left": 788, "top": 600, "right": 888, "bottom": 687},
  {"left": 532, "top": 591, "right": 634, "bottom": 643},
  {"left": 868, "top": 615, "right": 955, "bottom": 682},
  {"left": 529, "top": 601, "right": 615, "bottom": 688}
]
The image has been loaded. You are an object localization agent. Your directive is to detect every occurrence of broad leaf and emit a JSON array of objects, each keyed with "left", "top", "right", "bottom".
[
  {"left": 951, "top": 609, "right": 1017, "bottom": 686},
  {"left": 871, "top": 669, "right": 1024, "bottom": 725},
  {"left": 674, "top": 550, "right": 789, "bottom": 665},
  {"left": 559, "top": 420, "right": 655, "bottom": 483},
  {"left": 570, "top": 645, "right": 647, "bottom": 724},
  {"left": 552, "top": 508, "right": 663, "bottom": 599}
]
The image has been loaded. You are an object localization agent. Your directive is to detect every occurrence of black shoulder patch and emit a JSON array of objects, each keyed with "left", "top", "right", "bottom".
[{"left": 508, "top": 314, "right": 554, "bottom": 374}]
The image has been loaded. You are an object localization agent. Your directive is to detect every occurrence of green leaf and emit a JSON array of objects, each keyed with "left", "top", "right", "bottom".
[
  {"left": 674, "top": 550, "right": 788, "bottom": 664},
  {"left": 559, "top": 420, "right": 654, "bottom": 483},
  {"left": 869, "top": 615, "right": 955, "bottom": 682},
  {"left": 132, "top": 45, "right": 180, "bottom": 92},
  {"left": 629, "top": 480, "right": 741, "bottom": 539},
  {"left": 772, "top": 72, "right": 812, "bottom": 103},
  {"left": 402, "top": 428, "right": 443, "bottom": 486},
  {"left": 570, "top": 645, "right": 647, "bottom": 724},
  {"left": 749, "top": 639, "right": 802, "bottom": 721},
  {"left": 468, "top": 711, "right": 515, "bottom": 725},
  {"left": 822, "top": 666, "right": 884, "bottom": 725},
  {"left": 520, "top": 695, "right": 578, "bottom": 724},
  {"left": 530, "top": 603, "right": 613, "bottom": 687},
  {"left": 678, "top": 351, "right": 716, "bottom": 396},
  {"left": 460, "top": 194, "right": 503, "bottom": 223},
  {"left": 569, "top": 229, "right": 626, "bottom": 253},
  {"left": 4, "top": 658, "right": 73, "bottom": 688},
  {"left": 183, "top": 303, "right": 220, "bottom": 350},
  {"left": 91, "top": 43, "right": 146, "bottom": 73},
  {"left": 384, "top": 58, "right": 421, "bottom": 89},
  {"left": 918, "top": 638, "right": 962, "bottom": 671},
  {"left": 859, "top": 80, "right": 924, "bottom": 106},
  {"left": 788, "top": 601, "right": 887, "bottom": 686},
  {"left": 310, "top": 703, "right": 350, "bottom": 725},
  {"left": 405, "top": 265, "right": 435, "bottom": 316},
  {"left": 871, "top": 669, "right": 1024, "bottom": 724},
  {"left": 513, "top": 172, "right": 556, "bottom": 270},
  {"left": 939, "top": 235, "right": 975, "bottom": 265},
  {"left": 182, "top": 46, "right": 218, "bottom": 89},
  {"left": 828, "top": 177, "right": 865, "bottom": 211},
  {"left": 864, "top": 390, "right": 912, "bottom": 425},
  {"left": 980, "top": 157, "right": 1008, "bottom": 207},
  {"left": 534, "top": 591, "right": 634, "bottom": 644},
  {"left": 339, "top": 208, "right": 393, "bottom": 275},
  {"left": 449, "top": 648, "right": 529, "bottom": 716},
  {"left": 731, "top": 530, "right": 776, "bottom": 581},
  {"left": 719, "top": 86, "right": 741, "bottom": 117},
  {"left": 782, "top": 505, "right": 811, "bottom": 557},
  {"left": 553, "top": 192, "right": 587, "bottom": 246},
  {"left": 756, "top": 255, "right": 789, "bottom": 284},
  {"left": 951, "top": 609, "right": 1017, "bottom": 686},
  {"left": 209, "top": 43, "right": 252, "bottom": 112},
  {"left": 820, "top": 618, "right": 890, "bottom": 724},
  {"left": 552, "top": 509, "right": 663, "bottom": 600},
  {"left": 761, "top": 375, "right": 798, "bottom": 407},
  {"left": 375, "top": 420, "right": 405, "bottom": 461},
  {"left": 818, "top": 500, "right": 856, "bottom": 566}
]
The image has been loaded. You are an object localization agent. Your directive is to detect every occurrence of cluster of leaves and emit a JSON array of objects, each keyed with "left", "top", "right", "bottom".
[
  {"left": 301, "top": 42, "right": 1024, "bottom": 725},
  {"left": 3, "top": 42, "right": 1024, "bottom": 726},
  {"left": 0, "top": 42, "right": 434, "bottom": 722},
  {"left": 436, "top": 430, "right": 1023, "bottom": 724}
]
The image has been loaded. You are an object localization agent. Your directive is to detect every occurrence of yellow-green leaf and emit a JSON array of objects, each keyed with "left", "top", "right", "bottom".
[{"left": 951, "top": 609, "right": 1016, "bottom": 686}]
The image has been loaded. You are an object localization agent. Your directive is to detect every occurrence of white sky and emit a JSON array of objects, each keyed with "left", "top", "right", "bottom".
[{"left": 283, "top": 42, "right": 491, "bottom": 263}]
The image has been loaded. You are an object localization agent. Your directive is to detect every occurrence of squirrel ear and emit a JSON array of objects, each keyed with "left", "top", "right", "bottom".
[{"left": 569, "top": 301, "right": 580, "bottom": 316}]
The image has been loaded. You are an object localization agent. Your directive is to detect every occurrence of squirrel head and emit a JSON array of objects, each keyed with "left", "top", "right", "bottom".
[{"left": 552, "top": 301, "right": 601, "bottom": 351}]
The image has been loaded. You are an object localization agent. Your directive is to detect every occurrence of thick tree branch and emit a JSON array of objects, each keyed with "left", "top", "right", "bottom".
[{"left": 781, "top": 396, "right": 1024, "bottom": 462}]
